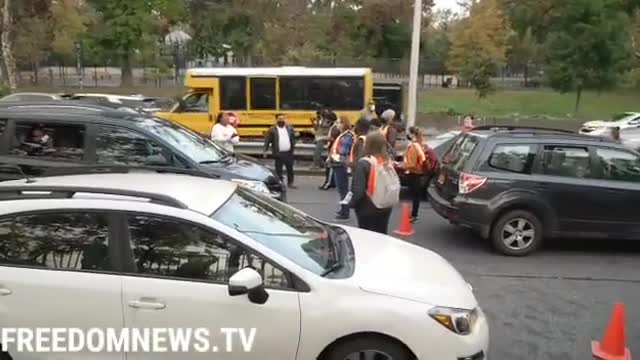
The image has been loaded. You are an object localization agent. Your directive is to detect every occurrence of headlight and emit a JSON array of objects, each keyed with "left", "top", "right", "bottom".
[
  {"left": 428, "top": 307, "right": 478, "bottom": 335},
  {"left": 231, "top": 179, "right": 270, "bottom": 194}
]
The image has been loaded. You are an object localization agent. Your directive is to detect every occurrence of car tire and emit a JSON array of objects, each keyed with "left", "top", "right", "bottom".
[
  {"left": 323, "top": 336, "right": 411, "bottom": 360},
  {"left": 491, "top": 210, "right": 543, "bottom": 256}
]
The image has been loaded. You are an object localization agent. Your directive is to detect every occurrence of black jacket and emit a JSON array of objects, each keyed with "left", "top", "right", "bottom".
[
  {"left": 264, "top": 125, "right": 297, "bottom": 155},
  {"left": 348, "top": 158, "right": 393, "bottom": 216}
]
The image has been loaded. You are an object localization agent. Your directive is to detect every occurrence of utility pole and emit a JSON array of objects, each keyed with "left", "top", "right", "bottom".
[{"left": 407, "top": 0, "right": 423, "bottom": 128}]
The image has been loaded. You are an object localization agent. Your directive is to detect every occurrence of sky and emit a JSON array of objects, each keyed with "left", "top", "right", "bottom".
[{"left": 433, "top": 0, "right": 461, "bottom": 11}]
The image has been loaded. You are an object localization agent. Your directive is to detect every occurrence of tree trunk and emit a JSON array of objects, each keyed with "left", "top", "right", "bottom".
[
  {"left": 1, "top": 0, "right": 18, "bottom": 90},
  {"left": 575, "top": 86, "right": 582, "bottom": 113},
  {"left": 33, "top": 61, "right": 39, "bottom": 85},
  {"left": 120, "top": 51, "right": 134, "bottom": 87},
  {"left": 523, "top": 64, "right": 529, "bottom": 88}
]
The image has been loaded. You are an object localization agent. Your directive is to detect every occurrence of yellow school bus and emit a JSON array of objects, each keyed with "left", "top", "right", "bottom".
[{"left": 154, "top": 67, "right": 374, "bottom": 139}]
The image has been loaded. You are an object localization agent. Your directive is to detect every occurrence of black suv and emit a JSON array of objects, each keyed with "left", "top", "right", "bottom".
[
  {"left": 428, "top": 126, "right": 640, "bottom": 256},
  {"left": 0, "top": 102, "right": 285, "bottom": 200}
]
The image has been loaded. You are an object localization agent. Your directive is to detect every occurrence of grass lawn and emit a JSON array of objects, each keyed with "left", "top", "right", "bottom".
[{"left": 418, "top": 88, "right": 640, "bottom": 120}]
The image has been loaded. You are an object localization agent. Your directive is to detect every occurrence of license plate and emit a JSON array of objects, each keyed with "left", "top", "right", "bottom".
[{"left": 437, "top": 173, "right": 446, "bottom": 184}]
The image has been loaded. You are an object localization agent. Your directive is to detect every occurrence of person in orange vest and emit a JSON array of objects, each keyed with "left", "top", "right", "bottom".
[
  {"left": 348, "top": 131, "right": 396, "bottom": 233},
  {"left": 328, "top": 116, "right": 355, "bottom": 221},
  {"left": 396, "top": 126, "right": 429, "bottom": 223}
]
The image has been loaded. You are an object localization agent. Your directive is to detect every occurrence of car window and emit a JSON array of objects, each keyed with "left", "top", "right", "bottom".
[
  {"left": 0, "top": 212, "right": 112, "bottom": 271},
  {"left": 541, "top": 146, "right": 591, "bottom": 178},
  {"left": 443, "top": 135, "right": 479, "bottom": 171},
  {"left": 212, "top": 187, "right": 352, "bottom": 277},
  {"left": 280, "top": 77, "right": 364, "bottom": 111},
  {"left": 9, "top": 121, "right": 85, "bottom": 161},
  {"left": 135, "top": 118, "right": 225, "bottom": 163},
  {"left": 181, "top": 92, "right": 208, "bottom": 113},
  {"left": 488, "top": 144, "right": 537, "bottom": 174},
  {"left": 96, "top": 126, "right": 175, "bottom": 167},
  {"left": 126, "top": 214, "right": 290, "bottom": 289},
  {"left": 595, "top": 147, "right": 640, "bottom": 182}
]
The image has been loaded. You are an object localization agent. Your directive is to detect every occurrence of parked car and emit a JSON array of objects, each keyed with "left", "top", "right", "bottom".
[
  {"left": 0, "top": 101, "right": 285, "bottom": 200},
  {"left": 428, "top": 125, "right": 640, "bottom": 256},
  {"left": 620, "top": 126, "right": 640, "bottom": 151},
  {"left": 0, "top": 172, "right": 489, "bottom": 359},
  {"left": 579, "top": 112, "right": 640, "bottom": 136},
  {"left": 0, "top": 92, "right": 63, "bottom": 102}
]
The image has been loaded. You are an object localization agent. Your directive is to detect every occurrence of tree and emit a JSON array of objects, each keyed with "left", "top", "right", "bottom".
[
  {"left": 87, "top": 0, "right": 185, "bottom": 86},
  {"left": 542, "top": 0, "right": 632, "bottom": 111},
  {"left": 14, "top": 16, "right": 52, "bottom": 84},
  {"left": 506, "top": 28, "right": 539, "bottom": 86},
  {"left": 448, "top": 0, "right": 511, "bottom": 97},
  {"left": 50, "top": 0, "right": 90, "bottom": 60},
  {"left": 1, "top": 0, "right": 17, "bottom": 90}
]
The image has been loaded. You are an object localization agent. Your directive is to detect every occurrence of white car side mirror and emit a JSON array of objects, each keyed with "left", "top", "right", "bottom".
[{"left": 228, "top": 267, "right": 269, "bottom": 305}]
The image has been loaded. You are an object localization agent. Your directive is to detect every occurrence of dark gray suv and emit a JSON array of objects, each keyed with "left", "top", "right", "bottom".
[
  {"left": 428, "top": 126, "right": 640, "bottom": 256},
  {"left": 0, "top": 102, "right": 285, "bottom": 200}
]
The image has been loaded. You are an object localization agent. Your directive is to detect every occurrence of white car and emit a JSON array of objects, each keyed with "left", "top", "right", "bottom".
[
  {"left": 0, "top": 173, "right": 489, "bottom": 360},
  {"left": 0, "top": 92, "right": 63, "bottom": 102},
  {"left": 579, "top": 112, "right": 640, "bottom": 136},
  {"left": 69, "top": 93, "right": 163, "bottom": 112}
]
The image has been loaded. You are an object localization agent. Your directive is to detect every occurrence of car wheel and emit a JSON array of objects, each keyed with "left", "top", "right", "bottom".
[
  {"left": 324, "top": 336, "right": 411, "bottom": 360},
  {"left": 491, "top": 210, "right": 543, "bottom": 256}
]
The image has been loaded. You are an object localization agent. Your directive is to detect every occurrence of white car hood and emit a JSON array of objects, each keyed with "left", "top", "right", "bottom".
[
  {"left": 343, "top": 226, "right": 477, "bottom": 309},
  {"left": 583, "top": 120, "right": 609, "bottom": 128}
]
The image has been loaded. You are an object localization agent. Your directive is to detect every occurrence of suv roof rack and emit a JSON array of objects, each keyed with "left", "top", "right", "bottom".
[
  {"left": 472, "top": 125, "right": 575, "bottom": 134},
  {"left": 0, "top": 185, "right": 188, "bottom": 209},
  {"left": 40, "top": 165, "right": 220, "bottom": 179}
]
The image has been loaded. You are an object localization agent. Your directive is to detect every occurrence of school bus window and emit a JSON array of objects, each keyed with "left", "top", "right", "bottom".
[
  {"left": 181, "top": 92, "right": 208, "bottom": 113},
  {"left": 250, "top": 78, "right": 276, "bottom": 110},
  {"left": 220, "top": 77, "right": 247, "bottom": 110},
  {"left": 280, "top": 77, "right": 364, "bottom": 111}
]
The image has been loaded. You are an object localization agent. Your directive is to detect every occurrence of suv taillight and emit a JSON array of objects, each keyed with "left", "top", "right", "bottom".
[{"left": 459, "top": 172, "right": 487, "bottom": 194}]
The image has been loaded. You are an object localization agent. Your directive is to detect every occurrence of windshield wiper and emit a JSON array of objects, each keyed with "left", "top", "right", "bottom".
[
  {"left": 199, "top": 160, "right": 223, "bottom": 164},
  {"left": 321, "top": 261, "right": 344, "bottom": 277}
]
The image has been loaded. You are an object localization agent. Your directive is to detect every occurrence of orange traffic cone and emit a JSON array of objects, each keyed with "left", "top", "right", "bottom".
[
  {"left": 394, "top": 203, "right": 415, "bottom": 237},
  {"left": 592, "top": 302, "right": 632, "bottom": 360}
]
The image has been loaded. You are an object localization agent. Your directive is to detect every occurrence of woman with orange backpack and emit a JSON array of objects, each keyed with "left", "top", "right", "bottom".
[{"left": 396, "top": 126, "right": 430, "bottom": 223}]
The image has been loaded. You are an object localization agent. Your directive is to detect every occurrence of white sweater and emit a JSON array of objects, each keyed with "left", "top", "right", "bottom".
[{"left": 211, "top": 123, "right": 239, "bottom": 152}]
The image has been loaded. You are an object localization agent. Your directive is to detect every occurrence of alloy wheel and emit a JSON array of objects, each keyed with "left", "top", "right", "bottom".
[{"left": 501, "top": 218, "right": 535, "bottom": 250}]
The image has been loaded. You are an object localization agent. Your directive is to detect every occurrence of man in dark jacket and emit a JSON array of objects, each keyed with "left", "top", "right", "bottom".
[{"left": 263, "top": 114, "right": 297, "bottom": 189}]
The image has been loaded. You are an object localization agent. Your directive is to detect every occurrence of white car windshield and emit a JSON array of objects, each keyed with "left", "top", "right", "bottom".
[
  {"left": 136, "top": 117, "right": 227, "bottom": 163},
  {"left": 212, "top": 188, "right": 354, "bottom": 277}
]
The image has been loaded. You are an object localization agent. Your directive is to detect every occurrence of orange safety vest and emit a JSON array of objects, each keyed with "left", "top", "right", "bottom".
[
  {"left": 349, "top": 135, "right": 367, "bottom": 163},
  {"left": 330, "top": 130, "right": 355, "bottom": 157},
  {"left": 404, "top": 142, "right": 427, "bottom": 173}
]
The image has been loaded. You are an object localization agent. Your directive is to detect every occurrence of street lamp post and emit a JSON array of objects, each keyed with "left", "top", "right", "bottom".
[
  {"left": 407, "top": 0, "right": 423, "bottom": 128},
  {"left": 74, "top": 41, "right": 84, "bottom": 90},
  {"left": 164, "top": 29, "right": 192, "bottom": 86}
]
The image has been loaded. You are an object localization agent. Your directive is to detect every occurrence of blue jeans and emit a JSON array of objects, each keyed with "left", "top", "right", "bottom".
[{"left": 333, "top": 165, "right": 350, "bottom": 217}]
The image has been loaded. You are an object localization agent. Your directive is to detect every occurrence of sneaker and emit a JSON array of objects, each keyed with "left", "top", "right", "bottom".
[
  {"left": 288, "top": 184, "right": 298, "bottom": 189},
  {"left": 410, "top": 216, "right": 418, "bottom": 224},
  {"left": 334, "top": 214, "right": 350, "bottom": 221}
]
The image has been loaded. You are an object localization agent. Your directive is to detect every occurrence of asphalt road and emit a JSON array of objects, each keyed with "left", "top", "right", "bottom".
[{"left": 286, "top": 176, "right": 640, "bottom": 360}]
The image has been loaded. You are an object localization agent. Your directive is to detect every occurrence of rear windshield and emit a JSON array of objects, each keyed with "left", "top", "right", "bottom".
[{"left": 443, "top": 134, "right": 479, "bottom": 171}]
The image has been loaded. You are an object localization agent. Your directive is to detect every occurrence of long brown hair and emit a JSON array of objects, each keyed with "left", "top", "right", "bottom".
[
  {"left": 409, "top": 126, "right": 424, "bottom": 143},
  {"left": 363, "top": 131, "right": 390, "bottom": 161}
]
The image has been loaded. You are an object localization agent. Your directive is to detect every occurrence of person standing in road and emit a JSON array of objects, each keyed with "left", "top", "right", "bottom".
[
  {"left": 396, "top": 126, "right": 428, "bottom": 223},
  {"left": 320, "top": 114, "right": 342, "bottom": 190},
  {"left": 350, "top": 116, "right": 371, "bottom": 168},
  {"left": 462, "top": 114, "right": 475, "bottom": 132},
  {"left": 211, "top": 112, "right": 239, "bottom": 152},
  {"left": 349, "top": 131, "right": 400, "bottom": 234},
  {"left": 264, "top": 114, "right": 297, "bottom": 189},
  {"left": 328, "top": 116, "right": 355, "bottom": 220},
  {"left": 380, "top": 109, "right": 398, "bottom": 150}
]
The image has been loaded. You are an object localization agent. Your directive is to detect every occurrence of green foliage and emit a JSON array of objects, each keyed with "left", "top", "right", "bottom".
[
  {"left": 542, "top": 0, "right": 632, "bottom": 110},
  {"left": 448, "top": 0, "right": 511, "bottom": 98}
]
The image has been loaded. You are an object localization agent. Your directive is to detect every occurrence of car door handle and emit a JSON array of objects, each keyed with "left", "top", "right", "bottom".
[
  {"left": 0, "top": 288, "right": 12, "bottom": 296},
  {"left": 128, "top": 299, "right": 166, "bottom": 310}
]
